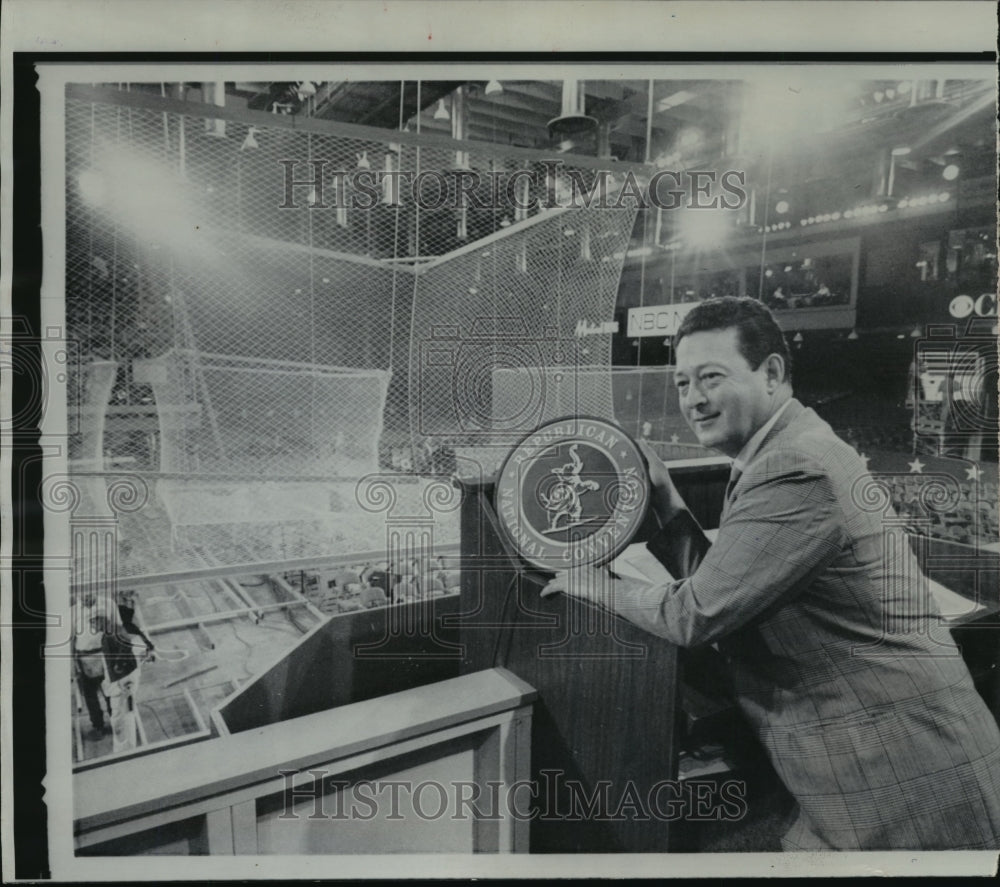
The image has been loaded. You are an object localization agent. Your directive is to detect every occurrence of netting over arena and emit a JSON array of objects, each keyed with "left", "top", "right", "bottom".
[
  {"left": 64, "top": 84, "right": 639, "bottom": 575},
  {"left": 133, "top": 351, "right": 388, "bottom": 478},
  {"left": 75, "top": 360, "right": 118, "bottom": 469}
]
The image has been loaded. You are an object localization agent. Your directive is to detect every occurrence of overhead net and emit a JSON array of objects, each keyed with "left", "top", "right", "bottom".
[
  {"left": 72, "top": 359, "right": 118, "bottom": 469},
  {"left": 406, "top": 158, "right": 638, "bottom": 474},
  {"left": 64, "top": 85, "right": 638, "bottom": 574},
  {"left": 133, "top": 350, "right": 388, "bottom": 479}
]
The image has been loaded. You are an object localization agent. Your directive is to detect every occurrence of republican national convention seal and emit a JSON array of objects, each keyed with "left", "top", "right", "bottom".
[{"left": 494, "top": 417, "right": 650, "bottom": 571}]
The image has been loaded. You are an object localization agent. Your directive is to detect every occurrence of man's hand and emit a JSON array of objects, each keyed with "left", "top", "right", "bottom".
[
  {"left": 637, "top": 439, "right": 686, "bottom": 525},
  {"left": 541, "top": 567, "right": 616, "bottom": 604}
]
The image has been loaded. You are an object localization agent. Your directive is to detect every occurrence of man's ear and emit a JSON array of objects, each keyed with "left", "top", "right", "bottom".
[{"left": 764, "top": 353, "right": 787, "bottom": 389}]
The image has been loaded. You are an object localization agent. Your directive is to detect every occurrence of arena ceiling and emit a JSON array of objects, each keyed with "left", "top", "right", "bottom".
[
  {"left": 214, "top": 75, "right": 997, "bottom": 238},
  {"left": 226, "top": 77, "right": 995, "bottom": 169},
  {"left": 113, "top": 75, "right": 996, "bottom": 253}
]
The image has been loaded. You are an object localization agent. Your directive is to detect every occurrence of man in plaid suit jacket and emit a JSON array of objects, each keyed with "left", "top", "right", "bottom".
[{"left": 544, "top": 297, "right": 1000, "bottom": 850}]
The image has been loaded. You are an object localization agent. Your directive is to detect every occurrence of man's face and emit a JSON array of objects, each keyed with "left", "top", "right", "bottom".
[{"left": 674, "top": 327, "right": 777, "bottom": 458}]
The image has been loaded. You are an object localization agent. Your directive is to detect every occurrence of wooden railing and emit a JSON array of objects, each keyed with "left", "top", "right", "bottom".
[{"left": 75, "top": 668, "right": 536, "bottom": 855}]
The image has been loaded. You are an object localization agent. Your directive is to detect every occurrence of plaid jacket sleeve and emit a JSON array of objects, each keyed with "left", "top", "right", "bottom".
[{"left": 613, "top": 449, "right": 846, "bottom": 647}]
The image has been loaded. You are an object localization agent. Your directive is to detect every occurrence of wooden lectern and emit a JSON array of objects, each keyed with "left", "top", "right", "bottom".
[{"left": 456, "top": 458, "right": 730, "bottom": 852}]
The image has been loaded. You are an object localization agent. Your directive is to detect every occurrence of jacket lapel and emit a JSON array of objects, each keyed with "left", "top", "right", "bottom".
[{"left": 722, "top": 399, "right": 807, "bottom": 518}]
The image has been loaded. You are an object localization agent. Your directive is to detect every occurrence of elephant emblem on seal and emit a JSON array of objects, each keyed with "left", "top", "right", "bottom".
[{"left": 538, "top": 444, "right": 600, "bottom": 533}]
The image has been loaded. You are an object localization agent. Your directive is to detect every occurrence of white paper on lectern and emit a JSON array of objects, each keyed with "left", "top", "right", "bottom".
[
  {"left": 927, "top": 578, "right": 988, "bottom": 621},
  {"left": 609, "top": 543, "right": 675, "bottom": 585}
]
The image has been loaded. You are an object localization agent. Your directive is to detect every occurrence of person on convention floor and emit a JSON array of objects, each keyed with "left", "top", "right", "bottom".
[
  {"left": 116, "top": 589, "right": 156, "bottom": 659},
  {"left": 542, "top": 296, "right": 1000, "bottom": 851},
  {"left": 71, "top": 590, "right": 112, "bottom": 737},
  {"left": 99, "top": 593, "right": 155, "bottom": 752}
]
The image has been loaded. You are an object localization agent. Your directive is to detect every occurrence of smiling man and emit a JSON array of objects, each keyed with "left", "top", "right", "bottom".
[{"left": 543, "top": 297, "right": 1000, "bottom": 851}]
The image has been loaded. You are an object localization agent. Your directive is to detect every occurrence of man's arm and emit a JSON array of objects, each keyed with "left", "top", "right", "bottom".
[
  {"left": 547, "top": 450, "right": 846, "bottom": 648},
  {"left": 612, "top": 452, "right": 845, "bottom": 646}
]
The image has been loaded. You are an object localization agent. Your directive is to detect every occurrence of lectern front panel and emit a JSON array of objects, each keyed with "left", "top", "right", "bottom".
[{"left": 457, "top": 479, "right": 688, "bottom": 852}]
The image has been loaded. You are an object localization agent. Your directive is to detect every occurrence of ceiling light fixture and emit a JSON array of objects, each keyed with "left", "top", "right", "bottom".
[
  {"left": 548, "top": 80, "right": 597, "bottom": 136},
  {"left": 434, "top": 99, "right": 450, "bottom": 121},
  {"left": 485, "top": 79, "right": 503, "bottom": 96}
]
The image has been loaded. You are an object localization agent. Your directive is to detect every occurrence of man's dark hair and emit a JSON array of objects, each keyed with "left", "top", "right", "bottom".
[{"left": 674, "top": 296, "right": 793, "bottom": 382}]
